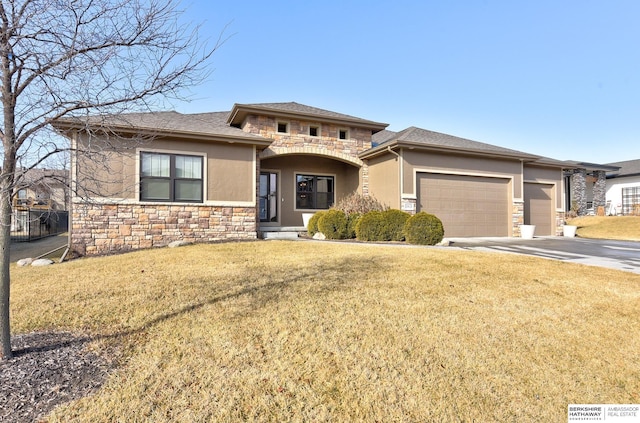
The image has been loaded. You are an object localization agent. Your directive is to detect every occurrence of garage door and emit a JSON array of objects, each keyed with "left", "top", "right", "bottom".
[
  {"left": 417, "top": 173, "right": 510, "bottom": 237},
  {"left": 524, "top": 183, "right": 554, "bottom": 236}
]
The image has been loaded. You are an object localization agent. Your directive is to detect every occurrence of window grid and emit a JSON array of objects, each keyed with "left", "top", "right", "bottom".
[
  {"left": 140, "top": 152, "right": 204, "bottom": 203},
  {"left": 296, "top": 174, "right": 334, "bottom": 210},
  {"left": 622, "top": 186, "right": 640, "bottom": 215}
]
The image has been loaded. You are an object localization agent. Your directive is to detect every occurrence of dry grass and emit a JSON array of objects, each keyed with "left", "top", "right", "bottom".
[
  {"left": 567, "top": 216, "right": 640, "bottom": 241},
  {"left": 10, "top": 241, "right": 640, "bottom": 422}
]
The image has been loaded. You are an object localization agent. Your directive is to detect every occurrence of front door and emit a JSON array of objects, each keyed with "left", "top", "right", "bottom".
[{"left": 259, "top": 172, "right": 278, "bottom": 223}]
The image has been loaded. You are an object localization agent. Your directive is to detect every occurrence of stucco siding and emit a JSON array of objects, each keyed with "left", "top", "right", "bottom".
[
  {"left": 75, "top": 135, "right": 256, "bottom": 203},
  {"left": 260, "top": 155, "right": 360, "bottom": 227},
  {"left": 607, "top": 176, "right": 640, "bottom": 212},
  {"left": 401, "top": 150, "right": 523, "bottom": 199},
  {"left": 366, "top": 154, "right": 400, "bottom": 209}
]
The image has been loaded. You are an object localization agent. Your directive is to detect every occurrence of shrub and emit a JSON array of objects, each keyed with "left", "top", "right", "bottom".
[
  {"left": 332, "top": 192, "right": 388, "bottom": 215},
  {"left": 346, "top": 213, "right": 361, "bottom": 239},
  {"left": 355, "top": 211, "right": 386, "bottom": 241},
  {"left": 307, "top": 211, "right": 326, "bottom": 236},
  {"left": 404, "top": 212, "right": 445, "bottom": 245},
  {"left": 317, "top": 209, "right": 349, "bottom": 240},
  {"left": 383, "top": 209, "right": 411, "bottom": 241}
]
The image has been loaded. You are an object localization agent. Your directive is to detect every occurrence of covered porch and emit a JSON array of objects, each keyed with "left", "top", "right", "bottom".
[
  {"left": 258, "top": 152, "right": 363, "bottom": 238},
  {"left": 565, "top": 162, "right": 620, "bottom": 216}
]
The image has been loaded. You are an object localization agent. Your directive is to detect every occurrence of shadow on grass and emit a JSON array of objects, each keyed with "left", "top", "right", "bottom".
[{"left": 12, "top": 253, "right": 390, "bottom": 356}]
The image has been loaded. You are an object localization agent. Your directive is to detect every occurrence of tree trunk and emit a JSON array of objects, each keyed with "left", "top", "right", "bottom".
[{"left": 0, "top": 179, "right": 13, "bottom": 359}]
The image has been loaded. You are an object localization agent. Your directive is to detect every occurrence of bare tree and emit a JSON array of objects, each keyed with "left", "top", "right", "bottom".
[{"left": 0, "top": 0, "right": 219, "bottom": 359}]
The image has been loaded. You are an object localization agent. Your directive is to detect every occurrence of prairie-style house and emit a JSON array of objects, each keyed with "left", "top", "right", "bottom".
[{"left": 53, "top": 102, "right": 583, "bottom": 256}]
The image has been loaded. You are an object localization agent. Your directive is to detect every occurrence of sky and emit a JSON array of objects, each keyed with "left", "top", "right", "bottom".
[{"left": 173, "top": 0, "right": 640, "bottom": 165}]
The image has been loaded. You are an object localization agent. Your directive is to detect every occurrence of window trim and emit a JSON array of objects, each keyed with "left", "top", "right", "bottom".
[
  {"left": 309, "top": 124, "right": 320, "bottom": 137},
  {"left": 294, "top": 172, "right": 336, "bottom": 211},
  {"left": 277, "top": 121, "right": 289, "bottom": 134},
  {"left": 338, "top": 128, "right": 349, "bottom": 140},
  {"left": 139, "top": 150, "right": 205, "bottom": 203}
]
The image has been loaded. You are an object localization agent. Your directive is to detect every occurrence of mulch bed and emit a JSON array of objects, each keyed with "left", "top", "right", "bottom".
[{"left": 0, "top": 332, "right": 116, "bottom": 422}]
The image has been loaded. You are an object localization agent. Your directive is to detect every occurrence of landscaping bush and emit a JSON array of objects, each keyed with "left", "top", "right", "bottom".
[
  {"left": 355, "top": 211, "right": 386, "bottom": 241},
  {"left": 383, "top": 209, "right": 411, "bottom": 241},
  {"left": 307, "top": 211, "right": 326, "bottom": 236},
  {"left": 346, "top": 213, "right": 361, "bottom": 239},
  {"left": 404, "top": 212, "right": 445, "bottom": 245},
  {"left": 355, "top": 209, "right": 411, "bottom": 241},
  {"left": 317, "top": 209, "right": 349, "bottom": 240},
  {"left": 332, "top": 192, "right": 388, "bottom": 215}
]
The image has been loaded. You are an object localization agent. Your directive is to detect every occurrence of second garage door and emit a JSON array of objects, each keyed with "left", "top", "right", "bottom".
[
  {"left": 523, "top": 183, "right": 554, "bottom": 236},
  {"left": 417, "top": 173, "right": 510, "bottom": 237}
]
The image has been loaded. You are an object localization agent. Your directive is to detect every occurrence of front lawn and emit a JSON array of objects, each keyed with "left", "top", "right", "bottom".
[
  {"left": 10, "top": 241, "right": 640, "bottom": 422},
  {"left": 567, "top": 215, "right": 640, "bottom": 241}
]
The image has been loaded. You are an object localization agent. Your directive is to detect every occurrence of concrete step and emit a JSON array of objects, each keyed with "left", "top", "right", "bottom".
[{"left": 262, "top": 231, "right": 299, "bottom": 240}]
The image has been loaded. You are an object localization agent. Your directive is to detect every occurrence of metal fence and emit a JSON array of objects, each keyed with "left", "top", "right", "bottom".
[{"left": 10, "top": 209, "right": 69, "bottom": 242}]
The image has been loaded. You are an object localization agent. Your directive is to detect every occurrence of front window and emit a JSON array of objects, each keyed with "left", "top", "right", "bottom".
[
  {"left": 140, "top": 152, "right": 203, "bottom": 202},
  {"left": 296, "top": 174, "right": 334, "bottom": 209}
]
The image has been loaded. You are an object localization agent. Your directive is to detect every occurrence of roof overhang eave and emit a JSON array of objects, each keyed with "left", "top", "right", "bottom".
[
  {"left": 607, "top": 172, "right": 640, "bottom": 179},
  {"left": 561, "top": 161, "right": 621, "bottom": 172},
  {"left": 51, "top": 119, "right": 273, "bottom": 147},
  {"left": 360, "top": 140, "right": 541, "bottom": 161}
]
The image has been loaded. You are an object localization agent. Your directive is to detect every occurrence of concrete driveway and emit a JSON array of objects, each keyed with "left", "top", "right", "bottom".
[
  {"left": 448, "top": 236, "right": 640, "bottom": 274},
  {"left": 9, "top": 233, "right": 69, "bottom": 263}
]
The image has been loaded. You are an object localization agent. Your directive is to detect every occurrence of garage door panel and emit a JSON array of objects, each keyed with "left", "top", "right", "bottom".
[
  {"left": 524, "top": 183, "right": 554, "bottom": 236},
  {"left": 418, "top": 173, "right": 510, "bottom": 237}
]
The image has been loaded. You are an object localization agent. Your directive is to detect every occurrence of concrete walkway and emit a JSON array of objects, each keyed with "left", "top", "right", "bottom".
[{"left": 9, "top": 233, "right": 69, "bottom": 263}]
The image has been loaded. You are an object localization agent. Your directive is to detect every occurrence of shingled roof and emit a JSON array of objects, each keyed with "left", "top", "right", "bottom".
[
  {"left": 227, "top": 102, "right": 388, "bottom": 131},
  {"left": 52, "top": 111, "right": 272, "bottom": 145},
  {"left": 364, "top": 126, "right": 539, "bottom": 160},
  {"left": 606, "top": 159, "right": 640, "bottom": 178}
]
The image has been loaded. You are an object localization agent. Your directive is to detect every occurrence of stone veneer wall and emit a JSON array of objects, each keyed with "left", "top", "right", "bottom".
[
  {"left": 592, "top": 170, "right": 607, "bottom": 211},
  {"left": 512, "top": 201, "right": 525, "bottom": 237},
  {"left": 556, "top": 211, "right": 566, "bottom": 235},
  {"left": 242, "top": 115, "right": 373, "bottom": 159},
  {"left": 572, "top": 168, "right": 588, "bottom": 215},
  {"left": 243, "top": 114, "right": 374, "bottom": 202},
  {"left": 71, "top": 203, "right": 257, "bottom": 256}
]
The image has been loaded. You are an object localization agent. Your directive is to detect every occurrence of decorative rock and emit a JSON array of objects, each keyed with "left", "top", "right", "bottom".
[
  {"left": 168, "top": 240, "right": 191, "bottom": 248},
  {"left": 31, "top": 258, "right": 55, "bottom": 266},
  {"left": 437, "top": 239, "right": 451, "bottom": 247},
  {"left": 312, "top": 232, "right": 326, "bottom": 240},
  {"left": 17, "top": 258, "right": 34, "bottom": 267}
]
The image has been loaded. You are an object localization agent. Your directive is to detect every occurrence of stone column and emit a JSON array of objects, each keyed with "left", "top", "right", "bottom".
[
  {"left": 572, "top": 168, "right": 587, "bottom": 216},
  {"left": 361, "top": 161, "right": 370, "bottom": 197},
  {"left": 592, "top": 170, "right": 606, "bottom": 213}
]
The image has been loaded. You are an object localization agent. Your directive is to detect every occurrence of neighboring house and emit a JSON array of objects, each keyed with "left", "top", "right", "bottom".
[
  {"left": 52, "top": 102, "right": 584, "bottom": 256},
  {"left": 11, "top": 168, "right": 69, "bottom": 239},
  {"left": 606, "top": 159, "right": 640, "bottom": 215},
  {"left": 563, "top": 162, "right": 620, "bottom": 216},
  {"left": 13, "top": 168, "right": 68, "bottom": 210}
]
